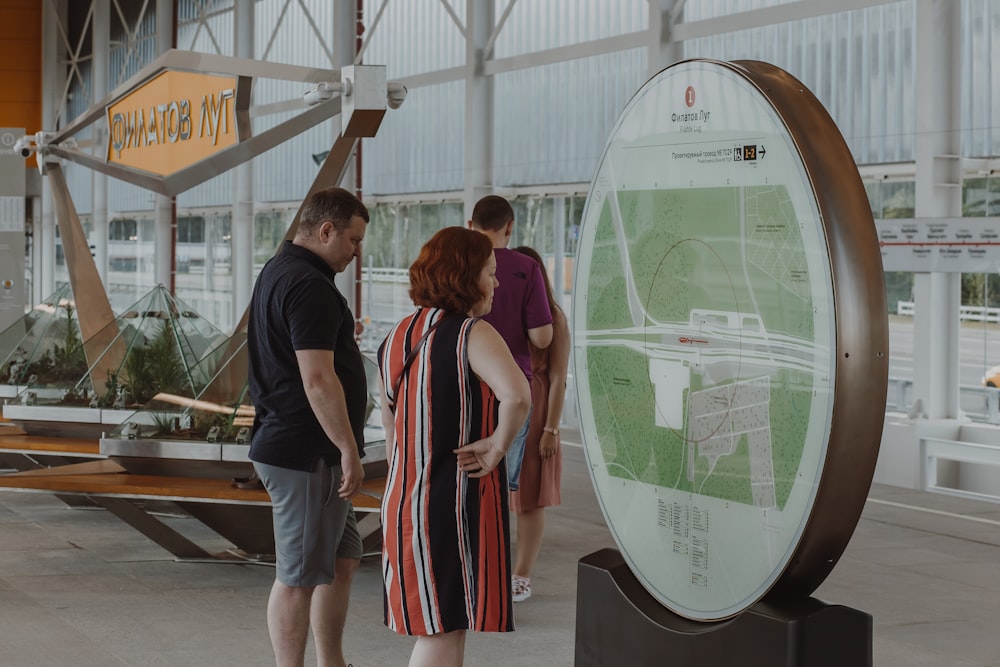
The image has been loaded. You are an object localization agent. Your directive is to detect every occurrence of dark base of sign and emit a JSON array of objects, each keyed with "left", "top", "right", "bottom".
[{"left": 575, "top": 548, "right": 872, "bottom": 667}]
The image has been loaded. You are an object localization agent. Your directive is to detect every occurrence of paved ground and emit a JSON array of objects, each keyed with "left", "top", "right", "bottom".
[{"left": 2, "top": 430, "right": 999, "bottom": 666}]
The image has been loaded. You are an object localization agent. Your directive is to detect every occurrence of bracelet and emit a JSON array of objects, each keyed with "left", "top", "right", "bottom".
[{"left": 543, "top": 426, "right": 560, "bottom": 436}]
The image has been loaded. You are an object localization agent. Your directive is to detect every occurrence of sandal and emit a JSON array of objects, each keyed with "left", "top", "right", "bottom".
[{"left": 512, "top": 574, "right": 532, "bottom": 602}]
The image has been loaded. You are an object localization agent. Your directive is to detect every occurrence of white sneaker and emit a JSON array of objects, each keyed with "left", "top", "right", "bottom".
[{"left": 512, "top": 574, "right": 532, "bottom": 602}]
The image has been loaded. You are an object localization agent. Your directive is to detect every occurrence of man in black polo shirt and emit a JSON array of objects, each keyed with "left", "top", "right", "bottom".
[{"left": 248, "top": 186, "right": 368, "bottom": 667}]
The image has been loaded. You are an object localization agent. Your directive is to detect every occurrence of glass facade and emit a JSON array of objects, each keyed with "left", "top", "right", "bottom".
[{"left": 38, "top": 1, "right": 1000, "bottom": 426}]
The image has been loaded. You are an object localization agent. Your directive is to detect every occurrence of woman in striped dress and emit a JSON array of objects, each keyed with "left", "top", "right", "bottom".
[{"left": 377, "top": 226, "right": 530, "bottom": 667}]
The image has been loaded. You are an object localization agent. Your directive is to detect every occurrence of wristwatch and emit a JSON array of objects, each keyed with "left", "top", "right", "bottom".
[{"left": 543, "top": 426, "right": 560, "bottom": 436}]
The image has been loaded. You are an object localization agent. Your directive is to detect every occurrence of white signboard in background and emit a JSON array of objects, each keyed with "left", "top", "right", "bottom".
[
  {"left": 0, "top": 128, "right": 27, "bottom": 332},
  {"left": 877, "top": 217, "right": 1000, "bottom": 272},
  {"left": 0, "top": 196, "right": 25, "bottom": 232}
]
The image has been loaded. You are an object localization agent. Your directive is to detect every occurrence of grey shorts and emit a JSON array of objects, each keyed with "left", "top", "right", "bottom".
[{"left": 254, "top": 460, "right": 363, "bottom": 587}]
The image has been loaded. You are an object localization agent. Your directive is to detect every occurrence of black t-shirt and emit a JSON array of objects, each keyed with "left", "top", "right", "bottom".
[{"left": 247, "top": 241, "right": 367, "bottom": 471}]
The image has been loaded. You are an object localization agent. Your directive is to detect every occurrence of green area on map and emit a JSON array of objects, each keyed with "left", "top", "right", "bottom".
[{"left": 584, "top": 187, "right": 817, "bottom": 510}]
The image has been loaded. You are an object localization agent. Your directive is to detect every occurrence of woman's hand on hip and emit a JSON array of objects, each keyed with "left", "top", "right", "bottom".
[{"left": 454, "top": 436, "right": 505, "bottom": 477}]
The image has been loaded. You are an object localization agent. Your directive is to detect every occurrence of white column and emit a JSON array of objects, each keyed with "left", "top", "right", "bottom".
[
  {"left": 154, "top": 194, "right": 173, "bottom": 288},
  {"left": 333, "top": 0, "right": 360, "bottom": 316},
  {"left": 334, "top": 0, "right": 355, "bottom": 169},
  {"left": 92, "top": 0, "right": 110, "bottom": 283},
  {"left": 231, "top": 0, "right": 254, "bottom": 324},
  {"left": 154, "top": 0, "right": 174, "bottom": 289},
  {"left": 648, "top": 0, "right": 685, "bottom": 76},
  {"left": 203, "top": 213, "right": 215, "bottom": 295},
  {"left": 463, "top": 0, "right": 495, "bottom": 219},
  {"left": 552, "top": 197, "right": 565, "bottom": 303},
  {"left": 39, "top": 0, "right": 64, "bottom": 299},
  {"left": 912, "top": 0, "right": 963, "bottom": 420},
  {"left": 30, "top": 195, "right": 41, "bottom": 304}
]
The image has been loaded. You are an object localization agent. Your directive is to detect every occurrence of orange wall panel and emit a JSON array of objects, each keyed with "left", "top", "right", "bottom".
[
  {"left": 0, "top": 5, "right": 40, "bottom": 41},
  {"left": 1, "top": 70, "right": 42, "bottom": 105},
  {"left": 0, "top": 0, "right": 41, "bottom": 136}
]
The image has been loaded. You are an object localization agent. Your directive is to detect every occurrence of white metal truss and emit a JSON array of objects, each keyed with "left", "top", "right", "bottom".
[
  {"left": 50, "top": 0, "right": 162, "bottom": 130},
  {"left": 48, "top": 0, "right": 94, "bottom": 128},
  {"left": 111, "top": 0, "right": 155, "bottom": 86},
  {"left": 179, "top": 0, "right": 228, "bottom": 54},
  {"left": 356, "top": 0, "right": 907, "bottom": 90},
  {"left": 355, "top": 0, "right": 392, "bottom": 63},
  {"left": 260, "top": 0, "right": 336, "bottom": 66},
  {"left": 674, "top": 0, "right": 903, "bottom": 41}
]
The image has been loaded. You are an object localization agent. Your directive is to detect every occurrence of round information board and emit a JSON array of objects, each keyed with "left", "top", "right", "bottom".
[{"left": 573, "top": 59, "right": 888, "bottom": 621}]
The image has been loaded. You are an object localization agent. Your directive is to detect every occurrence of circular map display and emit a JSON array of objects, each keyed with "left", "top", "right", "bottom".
[{"left": 573, "top": 59, "right": 887, "bottom": 621}]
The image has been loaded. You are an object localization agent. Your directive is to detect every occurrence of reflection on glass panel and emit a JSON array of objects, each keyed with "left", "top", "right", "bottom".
[
  {"left": 865, "top": 179, "right": 915, "bottom": 414},
  {"left": 511, "top": 197, "right": 549, "bottom": 250},
  {"left": 360, "top": 201, "right": 463, "bottom": 351},
  {"left": 87, "top": 210, "right": 239, "bottom": 333},
  {"left": 365, "top": 204, "right": 399, "bottom": 269},
  {"left": 358, "top": 195, "right": 581, "bottom": 350},
  {"left": 177, "top": 215, "right": 205, "bottom": 244},
  {"left": 255, "top": 209, "right": 288, "bottom": 269},
  {"left": 962, "top": 176, "right": 1000, "bottom": 423},
  {"left": 0, "top": 284, "right": 78, "bottom": 399},
  {"left": 106, "top": 214, "right": 156, "bottom": 313},
  {"left": 175, "top": 210, "right": 234, "bottom": 332},
  {"left": 508, "top": 195, "right": 586, "bottom": 312},
  {"left": 366, "top": 200, "right": 472, "bottom": 270}
]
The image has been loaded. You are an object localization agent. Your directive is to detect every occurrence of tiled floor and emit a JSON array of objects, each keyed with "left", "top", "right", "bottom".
[{"left": 2, "top": 432, "right": 999, "bottom": 666}]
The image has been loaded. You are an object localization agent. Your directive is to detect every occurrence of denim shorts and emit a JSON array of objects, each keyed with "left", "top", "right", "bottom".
[
  {"left": 506, "top": 404, "right": 533, "bottom": 492},
  {"left": 254, "top": 460, "right": 362, "bottom": 587}
]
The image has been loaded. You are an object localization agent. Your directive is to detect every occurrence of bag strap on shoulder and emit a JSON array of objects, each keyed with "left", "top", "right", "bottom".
[{"left": 390, "top": 315, "right": 449, "bottom": 409}]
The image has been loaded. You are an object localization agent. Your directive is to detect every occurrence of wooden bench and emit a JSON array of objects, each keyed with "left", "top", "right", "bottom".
[
  {"left": 0, "top": 460, "right": 386, "bottom": 561},
  {"left": 0, "top": 432, "right": 103, "bottom": 460},
  {"left": 0, "top": 432, "right": 107, "bottom": 508}
]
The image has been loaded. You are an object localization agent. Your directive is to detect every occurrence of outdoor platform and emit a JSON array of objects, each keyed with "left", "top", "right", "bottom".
[{"left": 2, "top": 430, "right": 1000, "bottom": 666}]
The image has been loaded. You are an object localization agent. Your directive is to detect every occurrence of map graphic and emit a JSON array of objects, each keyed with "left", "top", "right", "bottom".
[{"left": 583, "top": 186, "right": 817, "bottom": 511}]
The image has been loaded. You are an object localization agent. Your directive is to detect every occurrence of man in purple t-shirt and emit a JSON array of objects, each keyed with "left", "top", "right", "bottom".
[{"left": 468, "top": 195, "right": 553, "bottom": 491}]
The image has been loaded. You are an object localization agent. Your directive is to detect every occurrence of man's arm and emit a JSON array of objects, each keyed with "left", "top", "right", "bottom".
[
  {"left": 527, "top": 323, "right": 553, "bottom": 349},
  {"left": 525, "top": 259, "right": 554, "bottom": 349},
  {"left": 295, "top": 348, "right": 364, "bottom": 498}
]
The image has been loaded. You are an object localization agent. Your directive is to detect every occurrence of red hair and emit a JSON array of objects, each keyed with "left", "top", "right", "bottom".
[{"left": 409, "top": 227, "right": 494, "bottom": 314}]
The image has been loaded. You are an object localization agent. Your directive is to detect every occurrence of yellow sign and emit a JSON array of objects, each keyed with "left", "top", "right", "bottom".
[{"left": 106, "top": 70, "right": 244, "bottom": 176}]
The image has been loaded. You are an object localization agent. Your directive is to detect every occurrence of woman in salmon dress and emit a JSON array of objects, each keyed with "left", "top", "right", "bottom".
[{"left": 509, "top": 246, "right": 570, "bottom": 603}]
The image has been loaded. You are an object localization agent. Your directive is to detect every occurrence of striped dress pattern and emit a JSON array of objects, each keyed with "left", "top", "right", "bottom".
[{"left": 377, "top": 308, "right": 514, "bottom": 636}]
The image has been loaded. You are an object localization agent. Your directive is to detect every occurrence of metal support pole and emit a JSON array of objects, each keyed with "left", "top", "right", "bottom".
[
  {"left": 92, "top": 0, "right": 110, "bottom": 283},
  {"left": 464, "top": 0, "right": 495, "bottom": 218},
  {"left": 232, "top": 0, "right": 255, "bottom": 326},
  {"left": 39, "top": 0, "right": 64, "bottom": 300},
  {"left": 553, "top": 196, "right": 566, "bottom": 305},
  {"left": 912, "top": 0, "right": 963, "bottom": 420},
  {"left": 648, "top": 0, "right": 685, "bottom": 75},
  {"left": 333, "top": 0, "right": 360, "bottom": 319},
  {"left": 154, "top": 0, "right": 176, "bottom": 291}
]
